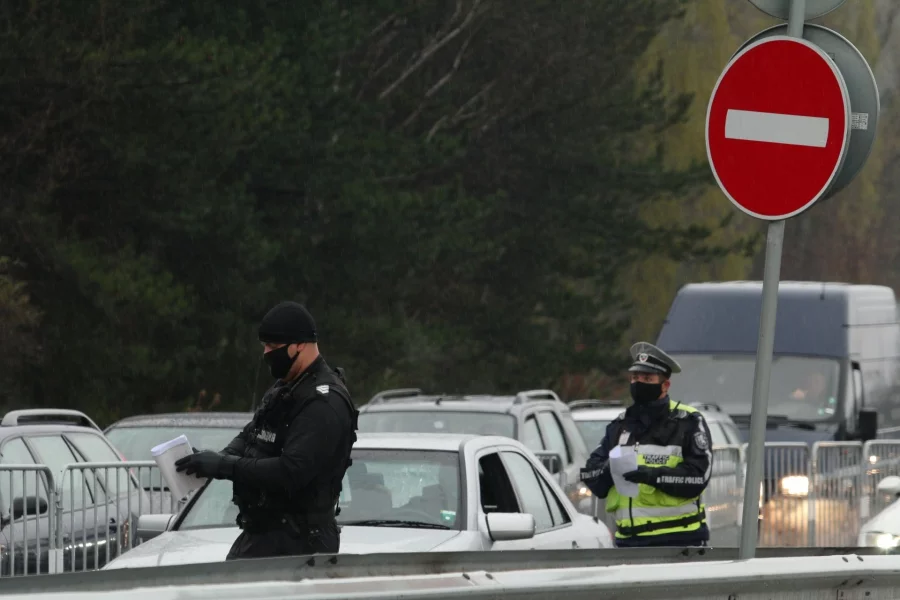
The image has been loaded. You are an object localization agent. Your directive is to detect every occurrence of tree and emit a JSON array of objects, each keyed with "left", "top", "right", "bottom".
[{"left": 0, "top": 0, "right": 740, "bottom": 422}]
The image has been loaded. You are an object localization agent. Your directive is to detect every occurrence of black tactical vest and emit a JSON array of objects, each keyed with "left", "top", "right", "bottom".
[{"left": 233, "top": 361, "right": 358, "bottom": 522}]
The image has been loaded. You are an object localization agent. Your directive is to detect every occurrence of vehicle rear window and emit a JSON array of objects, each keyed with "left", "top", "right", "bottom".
[
  {"left": 358, "top": 411, "right": 516, "bottom": 438},
  {"left": 105, "top": 425, "right": 245, "bottom": 490},
  {"left": 104, "top": 426, "right": 244, "bottom": 462},
  {"left": 574, "top": 420, "right": 612, "bottom": 448}
]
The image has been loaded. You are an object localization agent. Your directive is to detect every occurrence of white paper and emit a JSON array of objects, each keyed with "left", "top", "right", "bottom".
[
  {"left": 609, "top": 445, "right": 640, "bottom": 498},
  {"left": 151, "top": 435, "right": 206, "bottom": 501}
]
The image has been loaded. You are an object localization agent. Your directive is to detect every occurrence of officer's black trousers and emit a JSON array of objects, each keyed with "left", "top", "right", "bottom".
[{"left": 225, "top": 520, "right": 340, "bottom": 560}]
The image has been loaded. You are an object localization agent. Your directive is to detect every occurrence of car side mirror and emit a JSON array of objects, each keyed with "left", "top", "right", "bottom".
[
  {"left": 137, "top": 514, "right": 174, "bottom": 541},
  {"left": 484, "top": 512, "right": 535, "bottom": 541},
  {"left": 859, "top": 408, "right": 878, "bottom": 442},
  {"left": 11, "top": 496, "right": 48, "bottom": 520},
  {"left": 878, "top": 476, "right": 900, "bottom": 496}
]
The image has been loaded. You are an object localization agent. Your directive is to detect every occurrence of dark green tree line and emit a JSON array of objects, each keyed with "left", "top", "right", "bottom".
[{"left": 0, "top": 0, "right": 737, "bottom": 424}]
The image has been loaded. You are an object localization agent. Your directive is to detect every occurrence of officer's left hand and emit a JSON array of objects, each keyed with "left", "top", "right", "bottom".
[
  {"left": 622, "top": 467, "right": 657, "bottom": 485},
  {"left": 175, "top": 450, "right": 237, "bottom": 479}
]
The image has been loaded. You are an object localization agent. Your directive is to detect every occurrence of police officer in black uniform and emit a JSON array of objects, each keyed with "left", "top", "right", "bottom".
[
  {"left": 175, "top": 301, "right": 358, "bottom": 560},
  {"left": 580, "top": 342, "right": 713, "bottom": 547}
]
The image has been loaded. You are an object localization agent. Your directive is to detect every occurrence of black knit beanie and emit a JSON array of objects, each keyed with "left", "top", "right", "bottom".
[{"left": 258, "top": 301, "right": 318, "bottom": 344}]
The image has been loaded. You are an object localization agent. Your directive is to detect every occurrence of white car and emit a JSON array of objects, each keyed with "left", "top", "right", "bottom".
[
  {"left": 103, "top": 433, "right": 613, "bottom": 568},
  {"left": 858, "top": 475, "right": 900, "bottom": 548}
]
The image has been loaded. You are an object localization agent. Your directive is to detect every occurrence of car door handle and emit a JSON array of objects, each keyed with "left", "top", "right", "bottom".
[{"left": 571, "top": 540, "right": 579, "bottom": 548}]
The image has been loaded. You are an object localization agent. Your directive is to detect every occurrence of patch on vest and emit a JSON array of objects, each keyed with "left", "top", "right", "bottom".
[
  {"left": 257, "top": 429, "right": 277, "bottom": 443},
  {"left": 643, "top": 454, "right": 669, "bottom": 466},
  {"left": 316, "top": 384, "right": 330, "bottom": 395},
  {"left": 693, "top": 430, "right": 709, "bottom": 451}
]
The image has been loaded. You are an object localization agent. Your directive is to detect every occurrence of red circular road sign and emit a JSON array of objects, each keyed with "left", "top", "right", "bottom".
[{"left": 706, "top": 36, "right": 851, "bottom": 220}]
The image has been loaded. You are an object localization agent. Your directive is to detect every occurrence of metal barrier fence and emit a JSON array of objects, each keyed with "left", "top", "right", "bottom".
[
  {"left": 6, "top": 443, "right": 900, "bottom": 579},
  {"left": 1, "top": 461, "right": 185, "bottom": 578},
  {"left": 583, "top": 440, "right": 900, "bottom": 548}
]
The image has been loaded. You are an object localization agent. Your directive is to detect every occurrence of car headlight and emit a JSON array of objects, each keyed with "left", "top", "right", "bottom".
[
  {"left": 861, "top": 531, "right": 900, "bottom": 549},
  {"left": 780, "top": 475, "right": 809, "bottom": 497},
  {"left": 576, "top": 483, "right": 592, "bottom": 497}
]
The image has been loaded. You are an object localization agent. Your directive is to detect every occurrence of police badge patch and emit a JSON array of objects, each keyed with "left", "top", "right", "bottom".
[{"left": 693, "top": 430, "right": 709, "bottom": 451}]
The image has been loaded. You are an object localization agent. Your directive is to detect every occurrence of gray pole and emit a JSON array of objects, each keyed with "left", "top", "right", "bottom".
[{"left": 737, "top": 0, "right": 803, "bottom": 560}]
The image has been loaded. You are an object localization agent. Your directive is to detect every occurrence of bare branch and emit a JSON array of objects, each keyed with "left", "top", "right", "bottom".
[
  {"left": 401, "top": 33, "right": 473, "bottom": 129},
  {"left": 379, "top": 0, "right": 486, "bottom": 101}
]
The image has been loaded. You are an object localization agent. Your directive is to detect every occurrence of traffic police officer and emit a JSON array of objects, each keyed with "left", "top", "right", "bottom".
[
  {"left": 580, "top": 342, "right": 713, "bottom": 547},
  {"left": 175, "top": 301, "right": 358, "bottom": 560}
]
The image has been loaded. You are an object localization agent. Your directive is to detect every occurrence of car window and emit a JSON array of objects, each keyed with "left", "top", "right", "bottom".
[
  {"left": 708, "top": 422, "right": 728, "bottom": 447},
  {"left": 68, "top": 432, "right": 137, "bottom": 499},
  {"left": 574, "top": 419, "right": 611, "bottom": 449},
  {"left": 722, "top": 423, "right": 743, "bottom": 445},
  {"left": 0, "top": 438, "right": 47, "bottom": 511},
  {"left": 28, "top": 436, "right": 94, "bottom": 510},
  {"left": 536, "top": 411, "right": 571, "bottom": 466},
  {"left": 522, "top": 415, "right": 544, "bottom": 453},
  {"left": 179, "top": 449, "right": 464, "bottom": 531},
  {"left": 537, "top": 471, "right": 570, "bottom": 527},
  {"left": 358, "top": 411, "right": 516, "bottom": 437},
  {"left": 105, "top": 425, "right": 244, "bottom": 491},
  {"left": 478, "top": 453, "right": 520, "bottom": 514},
  {"left": 500, "top": 451, "right": 554, "bottom": 531},
  {"left": 67, "top": 432, "right": 121, "bottom": 463}
]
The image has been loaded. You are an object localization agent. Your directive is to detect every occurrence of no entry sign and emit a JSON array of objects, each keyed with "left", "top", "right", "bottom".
[{"left": 705, "top": 35, "right": 851, "bottom": 220}]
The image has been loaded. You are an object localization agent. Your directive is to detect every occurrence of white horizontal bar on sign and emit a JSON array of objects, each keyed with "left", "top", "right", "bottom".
[{"left": 724, "top": 109, "right": 829, "bottom": 148}]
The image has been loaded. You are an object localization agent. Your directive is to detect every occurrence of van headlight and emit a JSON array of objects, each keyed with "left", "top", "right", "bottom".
[
  {"left": 780, "top": 475, "right": 809, "bottom": 497},
  {"left": 861, "top": 531, "right": 900, "bottom": 549}
]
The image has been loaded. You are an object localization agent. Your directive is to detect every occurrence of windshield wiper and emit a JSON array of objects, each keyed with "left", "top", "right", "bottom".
[
  {"left": 731, "top": 414, "right": 816, "bottom": 430},
  {"left": 339, "top": 519, "right": 451, "bottom": 530}
]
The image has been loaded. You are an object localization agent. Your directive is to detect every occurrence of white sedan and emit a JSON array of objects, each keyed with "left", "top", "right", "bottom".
[{"left": 103, "top": 433, "right": 613, "bottom": 568}]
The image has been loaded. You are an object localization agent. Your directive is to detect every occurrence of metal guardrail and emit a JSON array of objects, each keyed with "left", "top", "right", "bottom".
[
  {"left": 0, "top": 547, "right": 889, "bottom": 595},
  {"left": 1, "top": 461, "right": 186, "bottom": 578},
  {"left": 6, "top": 441, "right": 900, "bottom": 580}
]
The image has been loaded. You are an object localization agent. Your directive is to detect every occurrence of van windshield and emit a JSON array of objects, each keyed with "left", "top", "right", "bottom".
[{"left": 668, "top": 354, "right": 841, "bottom": 422}]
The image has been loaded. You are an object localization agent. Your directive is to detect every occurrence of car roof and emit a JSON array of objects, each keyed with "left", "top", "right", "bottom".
[
  {"left": 105, "top": 412, "right": 253, "bottom": 430},
  {"left": 362, "top": 389, "right": 567, "bottom": 416},
  {"left": 354, "top": 432, "right": 482, "bottom": 452},
  {"left": 0, "top": 423, "right": 107, "bottom": 440},
  {"left": 568, "top": 401, "right": 733, "bottom": 424},
  {"left": 361, "top": 398, "right": 532, "bottom": 415},
  {"left": 0, "top": 408, "right": 105, "bottom": 437}
]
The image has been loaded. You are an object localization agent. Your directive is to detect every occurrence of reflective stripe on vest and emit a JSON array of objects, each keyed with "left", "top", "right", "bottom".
[{"left": 607, "top": 399, "right": 706, "bottom": 539}]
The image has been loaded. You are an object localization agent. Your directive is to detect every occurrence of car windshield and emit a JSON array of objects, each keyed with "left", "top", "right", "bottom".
[
  {"left": 574, "top": 420, "right": 612, "bottom": 448},
  {"left": 177, "top": 449, "right": 463, "bottom": 531},
  {"left": 668, "top": 354, "right": 841, "bottom": 422},
  {"left": 358, "top": 410, "right": 516, "bottom": 437},
  {"left": 105, "top": 425, "right": 244, "bottom": 488}
]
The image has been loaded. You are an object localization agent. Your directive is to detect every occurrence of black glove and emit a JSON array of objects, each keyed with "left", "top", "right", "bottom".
[
  {"left": 175, "top": 450, "right": 238, "bottom": 480},
  {"left": 622, "top": 467, "right": 657, "bottom": 485}
]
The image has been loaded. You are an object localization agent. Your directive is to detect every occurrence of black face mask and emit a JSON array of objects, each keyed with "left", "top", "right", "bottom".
[
  {"left": 630, "top": 381, "right": 663, "bottom": 405},
  {"left": 264, "top": 345, "right": 298, "bottom": 380}
]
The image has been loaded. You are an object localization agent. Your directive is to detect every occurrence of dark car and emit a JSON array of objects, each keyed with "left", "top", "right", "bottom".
[
  {"left": 0, "top": 409, "right": 148, "bottom": 576},
  {"left": 103, "top": 412, "right": 251, "bottom": 513}
]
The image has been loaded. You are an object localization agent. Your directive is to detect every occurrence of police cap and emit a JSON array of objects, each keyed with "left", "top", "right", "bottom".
[{"left": 628, "top": 341, "right": 681, "bottom": 377}]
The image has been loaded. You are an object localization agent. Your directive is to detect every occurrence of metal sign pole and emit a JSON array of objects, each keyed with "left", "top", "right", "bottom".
[{"left": 737, "top": 0, "right": 805, "bottom": 561}]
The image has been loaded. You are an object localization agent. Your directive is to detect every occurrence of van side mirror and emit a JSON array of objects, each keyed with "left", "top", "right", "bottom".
[
  {"left": 859, "top": 408, "right": 878, "bottom": 442},
  {"left": 11, "top": 496, "right": 48, "bottom": 520}
]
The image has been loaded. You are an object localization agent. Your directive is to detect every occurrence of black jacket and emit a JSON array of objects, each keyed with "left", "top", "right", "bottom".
[{"left": 222, "top": 356, "right": 357, "bottom": 521}]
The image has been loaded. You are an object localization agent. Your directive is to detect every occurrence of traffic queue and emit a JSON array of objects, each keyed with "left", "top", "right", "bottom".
[{"left": 4, "top": 280, "right": 900, "bottom": 576}]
